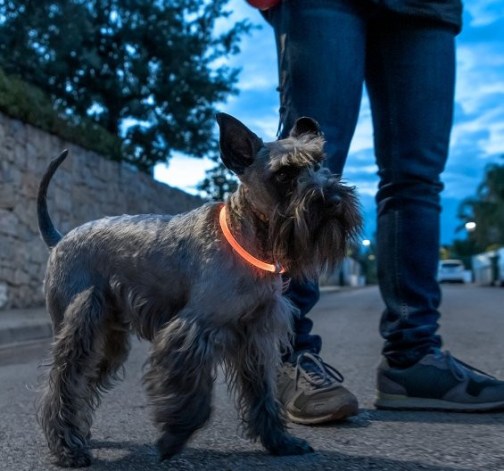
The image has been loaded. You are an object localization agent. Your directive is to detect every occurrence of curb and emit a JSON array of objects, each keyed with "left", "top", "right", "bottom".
[
  {"left": 0, "top": 308, "right": 52, "bottom": 348},
  {"left": 0, "top": 285, "right": 350, "bottom": 349}
]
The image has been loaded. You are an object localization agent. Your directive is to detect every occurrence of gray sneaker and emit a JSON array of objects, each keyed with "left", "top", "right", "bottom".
[
  {"left": 277, "top": 352, "right": 359, "bottom": 425},
  {"left": 376, "top": 350, "right": 504, "bottom": 411}
]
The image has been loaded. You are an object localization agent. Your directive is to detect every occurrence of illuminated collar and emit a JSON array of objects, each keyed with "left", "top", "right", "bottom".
[{"left": 219, "top": 205, "right": 285, "bottom": 274}]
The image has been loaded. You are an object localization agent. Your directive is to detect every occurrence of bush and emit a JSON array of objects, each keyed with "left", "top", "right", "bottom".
[{"left": 0, "top": 68, "right": 123, "bottom": 162}]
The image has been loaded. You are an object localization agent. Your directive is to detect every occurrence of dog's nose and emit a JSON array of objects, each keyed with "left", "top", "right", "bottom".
[
  {"left": 322, "top": 187, "right": 342, "bottom": 205},
  {"left": 327, "top": 193, "right": 342, "bottom": 205}
]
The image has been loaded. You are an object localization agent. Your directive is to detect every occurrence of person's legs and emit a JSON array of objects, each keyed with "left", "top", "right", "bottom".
[
  {"left": 367, "top": 13, "right": 504, "bottom": 410},
  {"left": 266, "top": 0, "right": 370, "bottom": 423},
  {"left": 365, "top": 15, "right": 454, "bottom": 367},
  {"left": 283, "top": 278, "right": 321, "bottom": 360},
  {"left": 267, "top": 0, "right": 368, "bottom": 357},
  {"left": 268, "top": 0, "right": 368, "bottom": 172}
]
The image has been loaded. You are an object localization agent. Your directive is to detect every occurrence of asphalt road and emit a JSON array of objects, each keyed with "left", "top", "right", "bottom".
[{"left": 1, "top": 285, "right": 503, "bottom": 470}]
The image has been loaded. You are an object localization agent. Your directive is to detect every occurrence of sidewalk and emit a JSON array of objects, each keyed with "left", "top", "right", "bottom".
[
  {"left": 0, "top": 306, "right": 52, "bottom": 347},
  {"left": 0, "top": 286, "right": 346, "bottom": 348}
]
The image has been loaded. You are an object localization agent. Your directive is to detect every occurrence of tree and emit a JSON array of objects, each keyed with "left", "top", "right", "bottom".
[
  {"left": 457, "top": 158, "right": 504, "bottom": 250},
  {"left": 0, "top": 0, "right": 249, "bottom": 171},
  {"left": 197, "top": 161, "right": 238, "bottom": 201}
]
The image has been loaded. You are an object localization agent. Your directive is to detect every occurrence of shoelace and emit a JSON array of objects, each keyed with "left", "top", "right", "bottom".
[
  {"left": 294, "top": 352, "right": 344, "bottom": 390},
  {"left": 443, "top": 350, "right": 497, "bottom": 382}
]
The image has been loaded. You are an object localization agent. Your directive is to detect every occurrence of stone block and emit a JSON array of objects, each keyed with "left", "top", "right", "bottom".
[
  {"left": 0, "top": 209, "right": 18, "bottom": 237},
  {"left": 0, "top": 282, "right": 8, "bottom": 309},
  {"left": 12, "top": 268, "right": 30, "bottom": 286},
  {"left": 0, "top": 183, "right": 18, "bottom": 209},
  {"left": 19, "top": 173, "right": 41, "bottom": 199},
  {"left": 15, "top": 200, "right": 38, "bottom": 232}
]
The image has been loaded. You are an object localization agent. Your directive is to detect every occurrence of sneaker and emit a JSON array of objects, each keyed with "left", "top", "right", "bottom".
[
  {"left": 375, "top": 350, "right": 504, "bottom": 411},
  {"left": 277, "top": 352, "right": 359, "bottom": 425}
]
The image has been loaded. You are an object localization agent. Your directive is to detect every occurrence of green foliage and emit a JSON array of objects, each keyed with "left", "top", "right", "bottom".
[
  {"left": 457, "top": 158, "right": 504, "bottom": 251},
  {"left": 197, "top": 161, "right": 238, "bottom": 201},
  {"left": 0, "top": 67, "right": 123, "bottom": 159},
  {"left": 0, "top": 0, "right": 249, "bottom": 171}
]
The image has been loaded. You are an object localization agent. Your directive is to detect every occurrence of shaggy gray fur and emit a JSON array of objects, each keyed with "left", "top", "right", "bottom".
[{"left": 36, "top": 113, "right": 361, "bottom": 467}]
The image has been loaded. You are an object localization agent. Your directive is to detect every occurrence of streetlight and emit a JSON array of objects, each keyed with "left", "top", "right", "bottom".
[
  {"left": 360, "top": 239, "right": 373, "bottom": 286},
  {"left": 465, "top": 221, "right": 476, "bottom": 232}
]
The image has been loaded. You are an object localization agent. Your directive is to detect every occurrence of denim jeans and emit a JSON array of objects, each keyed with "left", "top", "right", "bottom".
[{"left": 266, "top": 0, "right": 456, "bottom": 366}]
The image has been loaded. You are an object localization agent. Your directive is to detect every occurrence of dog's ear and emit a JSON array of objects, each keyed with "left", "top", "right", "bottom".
[
  {"left": 216, "top": 113, "right": 263, "bottom": 176},
  {"left": 289, "top": 117, "right": 322, "bottom": 138}
]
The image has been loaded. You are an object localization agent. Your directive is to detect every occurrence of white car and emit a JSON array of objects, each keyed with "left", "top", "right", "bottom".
[{"left": 438, "top": 259, "right": 467, "bottom": 283}]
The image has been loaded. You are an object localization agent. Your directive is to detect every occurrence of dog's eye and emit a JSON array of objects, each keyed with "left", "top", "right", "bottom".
[
  {"left": 275, "top": 170, "right": 289, "bottom": 183},
  {"left": 313, "top": 163, "right": 321, "bottom": 172},
  {"left": 274, "top": 167, "right": 299, "bottom": 184}
]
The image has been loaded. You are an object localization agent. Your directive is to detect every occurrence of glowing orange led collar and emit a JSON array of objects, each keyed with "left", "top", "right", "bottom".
[{"left": 219, "top": 206, "right": 285, "bottom": 274}]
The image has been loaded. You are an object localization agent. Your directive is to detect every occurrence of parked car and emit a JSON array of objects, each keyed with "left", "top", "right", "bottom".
[{"left": 438, "top": 259, "right": 468, "bottom": 283}]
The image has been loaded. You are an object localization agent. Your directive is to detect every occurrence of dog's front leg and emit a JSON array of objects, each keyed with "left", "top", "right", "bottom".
[
  {"left": 144, "top": 316, "right": 215, "bottom": 461},
  {"left": 230, "top": 335, "right": 313, "bottom": 455}
]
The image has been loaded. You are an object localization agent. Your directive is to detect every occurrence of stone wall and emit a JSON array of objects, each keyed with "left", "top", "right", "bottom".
[{"left": 0, "top": 112, "right": 203, "bottom": 309}]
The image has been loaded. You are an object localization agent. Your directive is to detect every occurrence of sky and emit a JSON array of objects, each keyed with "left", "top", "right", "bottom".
[{"left": 154, "top": 0, "right": 504, "bottom": 245}]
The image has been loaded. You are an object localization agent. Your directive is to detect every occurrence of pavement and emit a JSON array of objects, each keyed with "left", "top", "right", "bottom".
[{"left": 0, "top": 306, "right": 52, "bottom": 348}]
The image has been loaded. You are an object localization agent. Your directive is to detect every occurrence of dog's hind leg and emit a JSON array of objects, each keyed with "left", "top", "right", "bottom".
[
  {"left": 83, "top": 316, "right": 131, "bottom": 439},
  {"left": 143, "top": 316, "right": 216, "bottom": 461},
  {"left": 38, "top": 288, "right": 107, "bottom": 468},
  {"left": 78, "top": 313, "right": 130, "bottom": 440}
]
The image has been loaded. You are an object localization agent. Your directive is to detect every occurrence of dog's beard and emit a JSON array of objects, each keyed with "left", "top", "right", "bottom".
[{"left": 269, "top": 185, "right": 361, "bottom": 280}]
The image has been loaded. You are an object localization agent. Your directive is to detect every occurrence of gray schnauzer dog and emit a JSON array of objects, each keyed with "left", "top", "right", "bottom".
[{"left": 37, "top": 113, "right": 361, "bottom": 467}]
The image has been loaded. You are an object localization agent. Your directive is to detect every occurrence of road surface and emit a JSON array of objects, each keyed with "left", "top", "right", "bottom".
[{"left": 1, "top": 284, "right": 503, "bottom": 470}]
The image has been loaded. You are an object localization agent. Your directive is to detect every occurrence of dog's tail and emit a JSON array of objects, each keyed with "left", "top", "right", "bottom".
[{"left": 37, "top": 150, "right": 68, "bottom": 249}]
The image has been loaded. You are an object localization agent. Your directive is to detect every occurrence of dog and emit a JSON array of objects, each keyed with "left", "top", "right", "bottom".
[{"left": 36, "top": 113, "right": 361, "bottom": 467}]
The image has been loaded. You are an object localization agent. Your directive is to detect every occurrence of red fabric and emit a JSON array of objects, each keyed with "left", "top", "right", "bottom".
[{"left": 246, "top": 0, "right": 281, "bottom": 10}]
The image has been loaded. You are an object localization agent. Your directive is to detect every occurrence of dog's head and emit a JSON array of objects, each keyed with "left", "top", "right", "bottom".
[{"left": 216, "top": 113, "right": 361, "bottom": 279}]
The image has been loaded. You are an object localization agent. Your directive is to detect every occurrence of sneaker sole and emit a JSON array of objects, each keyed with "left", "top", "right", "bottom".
[
  {"left": 375, "top": 392, "right": 504, "bottom": 412},
  {"left": 286, "top": 402, "right": 359, "bottom": 425}
]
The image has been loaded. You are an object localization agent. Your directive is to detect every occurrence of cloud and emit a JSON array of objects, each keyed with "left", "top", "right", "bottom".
[
  {"left": 154, "top": 154, "right": 215, "bottom": 194},
  {"left": 456, "top": 45, "right": 504, "bottom": 115},
  {"left": 463, "top": 0, "right": 504, "bottom": 27},
  {"left": 447, "top": 11, "right": 504, "bottom": 206},
  {"left": 451, "top": 105, "right": 504, "bottom": 157},
  {"left": 353, "top": 181, "right": 378, "bottom": 198}
]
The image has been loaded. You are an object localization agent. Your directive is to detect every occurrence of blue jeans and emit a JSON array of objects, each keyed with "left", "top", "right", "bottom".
[{"left": 266, "top": 0, "right": 456, "bottom": 366}]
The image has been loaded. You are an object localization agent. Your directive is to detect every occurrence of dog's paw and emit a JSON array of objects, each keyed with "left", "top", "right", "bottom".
[
  {"left": 157, "top": 432, "right": 187, "bottom": 461},
  {"left": 266, "top": 433, "right": 314, "bottom": 456},
  {"left": 53, "top": 448, "right": 92, "bottom": 468}
]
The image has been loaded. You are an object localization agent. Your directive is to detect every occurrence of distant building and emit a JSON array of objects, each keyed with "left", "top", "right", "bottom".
[{"left": 472, "top": 248, "right": 504, "bottom": 286}]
